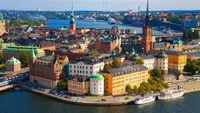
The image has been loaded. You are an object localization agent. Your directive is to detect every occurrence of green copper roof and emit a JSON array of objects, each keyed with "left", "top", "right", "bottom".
[
  {"left": 177, "top": 37, "right": 182, "bottom": 45},
  {"left": 70, "top": 15, "right": 76, "bottom": 24},
  {"left": 131, "top": 54, "right": 140, "bottom": 61},
  {"left": 0, "top": 13, "right": 3, "bottom": 20},
  {"left": 157, "top": 50, "right": 168, "bottom": 58},
  {"left": 129, "top": 48, "right": 135, "bottom": 55},
  {"left": 0, "top": 43, "right": 15, "bottom": 47},
  {"left": 90, "top": 74, "right": 104, "bottom": 80},
  {"left": 30, "top": 49, "right": 36, "bottom": 58},
  {"left": 2, "top": 46, "right": 44, "bottom": 56},
  {"left": 6, "top": 57, "right": 21, "bottom": 64}
]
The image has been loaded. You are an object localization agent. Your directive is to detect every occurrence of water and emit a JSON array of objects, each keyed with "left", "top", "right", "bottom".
[
  {"left": 46, "top": 19, "right": 163, "bottom": 34},
  {"left": 188, "top": 52, "right": 200, "bottom": 57},
  {"left": 0, "top": 90, "right": 199, "bottom": 113}
]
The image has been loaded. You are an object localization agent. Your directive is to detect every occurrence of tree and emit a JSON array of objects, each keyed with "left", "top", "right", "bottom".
[
  {"left": 184, "top": 59, "right": 200, "bottom": 74},
  {"left": 90, "top": 49, "right": 98, "bottom": 55},
  {"left": 136, "top": 58, "right": 144, "bottom": 64},
  {"left": 103, "top": 63, "right": 111, "bottom": 70},
  {"left": 19, "top": 52, "right": 31, "bottom": 67},
  {"left": 132, "top": 85, "right": 138, "bottom": 93},
  {"left": 150, "top": 68, "right": 162, "bottom": 78},
  {"left": 112, "top": 57, "right": 120, "bottom": 68},
  {"left": 57, "top": 81, "right": 68, "bottom": 91},
  {"left": 125, "top": 84, "right": 132, "bottom": 93}
]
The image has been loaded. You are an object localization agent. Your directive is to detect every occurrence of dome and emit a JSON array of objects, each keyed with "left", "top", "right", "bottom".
[
  {"left": 157, "top": 50, "right": 168, "bottom": 58},
  {"left": 6, "top": 57, "right": 21, "bottom": 64},
  {"left": 131, "top": 54, "right": 140, "bottom": 61},
  {"left": 90, "top": 74, "right": 104, "bottom": 80}
]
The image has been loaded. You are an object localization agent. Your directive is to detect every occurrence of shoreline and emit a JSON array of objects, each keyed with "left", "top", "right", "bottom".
[{"left": 18, "top": 84, "right": 200, "bottom": 106}]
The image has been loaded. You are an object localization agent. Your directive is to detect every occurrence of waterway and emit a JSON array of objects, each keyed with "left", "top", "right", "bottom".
[
  {"left": 46, "top": 19, "right": 163, "bottom": 34},
  {"left": 0, "top": 90, "right": 200, "bottom": 113}
]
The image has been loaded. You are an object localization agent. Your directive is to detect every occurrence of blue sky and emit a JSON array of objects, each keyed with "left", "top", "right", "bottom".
[{"left": 1, "top": 0, "right": 200, "bottom": 11}]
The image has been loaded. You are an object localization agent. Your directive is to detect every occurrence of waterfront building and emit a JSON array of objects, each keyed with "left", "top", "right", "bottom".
[
  {"left": 147, "top": 50, "right": 187, "bottom": 73},
  {"left": 90, "top": 74, "right": 104, "bottom": 96},
  {"left": 155, "top": 51, "right": 168, "bottom": 75},
  {"left": 99, "top": 65, "right": 149, "bottom": 95},
  {"left": 68, "top": 76, "right": 90, "bottom": 95},
  {"left": 0, "top": 13, "right": 5, "bottom": 36},
  {"left": 69, "top": 55, "right": 104, "bottom": 77},
  {"left": 141, "top": 0, "right": 154, "bottom": 53},
  {"left": 5, "top": 57, "right": 21, "bottom": 72},
  {"left": 168, "top": 37, "right": 183, "bottom": 52},
  {"left": 30, "top": 49, "right": 69, "bottom": 88},
  {"left": 2, "top": 46, "right": 45, "bottom": 61}
]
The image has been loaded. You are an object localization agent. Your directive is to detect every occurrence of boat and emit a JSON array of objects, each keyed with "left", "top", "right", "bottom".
[
  {"left": 134, "top": 94, "right": 156, "bottom": 105},
  {"left": 84, "top": 17, "right": 96, "bottom": 22},
  {"left": 158, "top": 88, "right": 184, "bottom": 100},
  {"left": 108, "top": 17, "right": 117, "bottom": 25}
]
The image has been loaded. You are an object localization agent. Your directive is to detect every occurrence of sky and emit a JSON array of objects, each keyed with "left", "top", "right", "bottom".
[{"left": 1, "top": 0, "right": 200, "bottom": 11}]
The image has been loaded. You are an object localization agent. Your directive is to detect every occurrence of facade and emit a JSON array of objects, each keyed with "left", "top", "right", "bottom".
[
  {"left": 90, "top": 74, "right": 104, "bottom": 96},
  {"left": 168, "top": 37, "right": 183, "bottom": 52},
  {"left": 2, "top": 46, "right": 45, "bottom": 61},
  {"left": 69, "top": 56, "right": 104, "bottom": 77},
  {"left": 93, "top": 37, "right": 121, "bottom": 53},
  {"left": 141, "top": 1, "right": 154, "bottom": 53},
  {"left": 5, "top": 57, "right": 21, "bottom": 72},
  {"left": 147, "top": 50, "right": 187, "bottom": 73},
  {"left": 68, "top": 76, "right": 90, "bottom": 95},
  {"left": 99, "top": 65, "right": 149, "bottom": 95},
  {"left": 0, "top": 13, "right": 5, "bottom": 36},
  {"left": 30, "top": 49, "right": 69, "bottom": 88}
]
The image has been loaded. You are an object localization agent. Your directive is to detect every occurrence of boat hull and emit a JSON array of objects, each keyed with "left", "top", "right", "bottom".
[
  {"left": 158, "top": 92, "right": 184, "bottom": 100},
  {"left": 134, "top": 96, "right": 156, "bottom": 105}
]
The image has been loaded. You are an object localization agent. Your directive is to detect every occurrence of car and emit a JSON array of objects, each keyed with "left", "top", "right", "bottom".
[
  {"left": 101, "top": 99, "right": 106, "bottom": 101},
  {"left": 82, "top": 96, "right": 86, "bottom": 98}
]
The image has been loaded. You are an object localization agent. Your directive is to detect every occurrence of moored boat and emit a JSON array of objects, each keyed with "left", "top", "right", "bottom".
[
  {"left": 134, "top": 94, "right": 156, "bottom": 105},
  {"left": 158, "top": 88, "right": 184, "bottom": 100}
]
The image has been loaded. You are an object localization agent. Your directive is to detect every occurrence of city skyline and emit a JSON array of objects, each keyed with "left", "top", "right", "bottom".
[{"left": 1, "top": 0, "right": 200, "bottom": 11}]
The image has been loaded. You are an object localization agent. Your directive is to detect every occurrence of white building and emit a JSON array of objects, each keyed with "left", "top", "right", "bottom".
[
  {"left": 69, "top": 56, "right": 104, "bottom": 77},
  {"left": 90, "top": 74, "right": 104, "bottom": 95},
  {"left": 141, "top": 54, "right": 157, "bottom": 70}
]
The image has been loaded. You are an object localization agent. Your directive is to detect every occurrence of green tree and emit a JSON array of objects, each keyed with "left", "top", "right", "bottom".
[
  {"left": 19, "top": 52, "right": 30, "bottom": 67},
  {"left": 125, "top": 84, "right": 132, "bottom": 93},
  {"left": 150, "top": 68, "right": 162, "bottom": 78},
  {"left": 90, "top": 49, "right": 98, "bottom": 55},
  {"left": 112, "top": 57, "right": 120, "bottom": 68},
  {"left": 57, "top": 81, "right": 68, "bottom": 91},
  {"left": 136, "top": 58, "right": 144, "bottom": 64},
  {"left": 132, "top": 85, "right": 138, "bottom": 93},
  {"left": 184, "top": 59, "right": 200, "bottom": 74},
  {"left": 103, "top": 63, "right": 111, "bottom": 70}
]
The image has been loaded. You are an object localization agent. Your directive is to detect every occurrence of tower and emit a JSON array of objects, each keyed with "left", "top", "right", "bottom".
[
  {"left": 29, "top": 48, "right": 37, "bottom": 82},
  {"left": 176, "top": 37, "right": 182, "bottom": 51},
  {"left": 70, "top": 3, "right": 76, "bottom": 31},
  {"left": 141, "top": 0, "right": 154, "bottom": 53}
]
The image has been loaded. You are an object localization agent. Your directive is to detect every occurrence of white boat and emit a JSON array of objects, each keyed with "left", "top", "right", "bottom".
[
  {"left": 84, "top": 17, "right": 96, "bottom": 22},
  {"left": 158, "top": 89, "right": 184, "bottom": 100},
  {"left": 134, "top": 94, "right": 156, "bottom": 105},
  {"left": 108, "top": 17, "right": 117, "bottom": 25}
]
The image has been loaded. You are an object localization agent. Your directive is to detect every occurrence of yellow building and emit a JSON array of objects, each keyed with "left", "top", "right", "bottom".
[
  {"left": 0, "top": 13, "right": 5, "bottom": 36},
  {"left": 148, "top": 50, "right": 187, "bottom": 73},
  {"left": 99, "top": 65, "right": 149, "bottom": 95}
]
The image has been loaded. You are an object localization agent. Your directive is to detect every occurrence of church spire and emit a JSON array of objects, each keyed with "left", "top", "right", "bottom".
[
  {"left": 71, "top": 1, "right": 74, "bottom": 16},
  {"left": 145, "top": 0, "right": 149, "bottom": 27}
]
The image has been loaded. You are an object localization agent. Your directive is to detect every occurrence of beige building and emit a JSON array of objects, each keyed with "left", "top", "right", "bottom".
[
  {"left": 99, "top": 65, "right": 149, "bottom": 95},
  {"left": 68, "top": 76, "right": 90, "bottom": 95},
  {"left": 5, "top": 57, "right": 21, "bottom": 72}
]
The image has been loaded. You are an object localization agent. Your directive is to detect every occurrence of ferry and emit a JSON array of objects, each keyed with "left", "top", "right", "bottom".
[
  {"left": 108, "top": 17, "right": 117, "bottom": 25},
  {"left": 134, "top": 94, "right": 156, "bottom": 105},
  {"left": 158, "top": 88, "right": 184, "bottom": 100},
  {"left": 84, "top": 17, "right": 96, "bottom": 22}
]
